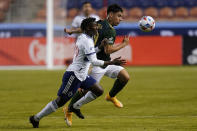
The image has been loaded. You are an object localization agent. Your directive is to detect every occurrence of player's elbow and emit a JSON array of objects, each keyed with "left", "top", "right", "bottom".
[
  {"left": 91, "top": 61, "right": 97, "bottom": 66},
  {"left": 90, "top": 60, "right": 102, "bottom": 66},
  {"left": 104, "top": 48, "right": 113, "bottom": 54}
]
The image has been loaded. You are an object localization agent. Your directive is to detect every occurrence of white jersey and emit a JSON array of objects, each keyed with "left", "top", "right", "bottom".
[
  {"left": 67, "top": 33, "right": 104, "bottom": 81},
  {"left": 71, "top": 14, "right": 100, "bottom": 28}
]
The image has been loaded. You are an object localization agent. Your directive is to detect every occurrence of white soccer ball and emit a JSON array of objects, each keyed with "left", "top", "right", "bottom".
[{"left": 139, "top": 16, "right": 155, "bottom": 32}]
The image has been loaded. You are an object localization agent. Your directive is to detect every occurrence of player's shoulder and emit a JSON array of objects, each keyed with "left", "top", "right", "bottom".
[
  {"left": 98, "top": 20, "right": 114, "bottom": 32},
  {"left": 73, "top": 15, "right": 83, "bottom": 21},
  {"left": 78, "top": 34, "right": 93, "bottom": 43},
  {"left": 78, "top": 34, "right": 94, "bottom": 50},
  {"left": 90, "top": 14, "right": 100, "bottom": 20}
]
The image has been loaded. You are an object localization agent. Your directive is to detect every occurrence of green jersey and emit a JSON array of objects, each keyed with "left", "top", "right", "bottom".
[{"left": 94, "top": 19, "right": 116, "bottom": 61}]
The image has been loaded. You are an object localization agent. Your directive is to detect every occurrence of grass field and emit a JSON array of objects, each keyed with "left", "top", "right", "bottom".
[{"left": 0, "top": 66, "right": 197, "bottom": 131}]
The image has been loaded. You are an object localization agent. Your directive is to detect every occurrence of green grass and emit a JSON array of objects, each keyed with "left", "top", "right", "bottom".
[{"left": 0, "top": 66, "right": 197, "bottom": 131}]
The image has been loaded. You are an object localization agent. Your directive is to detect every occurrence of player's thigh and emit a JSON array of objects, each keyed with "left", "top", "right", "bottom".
[
  {"left": 81, "top": 76, "right": 103, "bottom": 96},
  {"left": 104, "top": 65, "right": 124, "bottom": 79},
  {"left": 89, "top": 66, "right": 106, "bottom": 82},
  {"left": 80, "top": 75, "right": 97, "bottom": 90},
  {"left": 57, "top": 71, "right": 81, "bottom": 102}
]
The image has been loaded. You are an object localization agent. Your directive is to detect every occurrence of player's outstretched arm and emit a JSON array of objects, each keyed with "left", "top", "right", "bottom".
[
  {"left": 104, "top": 36, "right": 130, "bottom": 54},
  {"left": 87, "top": 53, "right": 126, "bottom": 66},
  {"left": 104, "top": 56, "right": 126, "bottom": 66},
  {"left": 64, "top": 27, "right": 82, "bottom": 35}
]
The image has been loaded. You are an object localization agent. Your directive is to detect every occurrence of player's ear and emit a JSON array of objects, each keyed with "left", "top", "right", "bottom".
[{"left": 108, "top": 12, "right": 113, "bottom": 18}]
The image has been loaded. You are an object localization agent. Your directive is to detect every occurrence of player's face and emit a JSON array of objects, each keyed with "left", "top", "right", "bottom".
[
  {"left": 82, "top": 3, "right": 92, "bottom": 16},
  {"left": 87, "top": 22, "right": 98, "bottom": 36},
  {"left": 111, "top": 11, "right": 123, "bottom": 26}
]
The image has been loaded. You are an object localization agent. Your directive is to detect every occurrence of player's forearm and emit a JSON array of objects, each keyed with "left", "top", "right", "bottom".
[
  {"left": 71, "top": 28, "right": 82, "bottom": 34},
  {"left": 87, "top": 53, "right": 115, "bottom": 66},
  {"left": 105, "top": 42, "right": 127, "bottom": 54},
  {"left": 103, "top": 61, "right": 116, "bottom": 66},
  {"left": 91, "top": 59, "right": 117, "bottom": 66},
  {"left": 91, "top": 59, "right": 105, "bottom": 66},
  {"left": 87, "top": 53, "right": 104, "bottom": 66},
  {"left": 64, "top": 27, "right": 82, "bottom": 35}
]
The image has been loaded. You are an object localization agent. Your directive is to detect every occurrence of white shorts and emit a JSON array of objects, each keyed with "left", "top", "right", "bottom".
[{"left": 89, "top": 65, "right": 124, "bottom": 82}]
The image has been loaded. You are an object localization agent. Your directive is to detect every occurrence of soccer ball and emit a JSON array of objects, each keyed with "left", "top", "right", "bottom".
[{"left": 139, "top": 16, "right": 155, "bottom": 32}]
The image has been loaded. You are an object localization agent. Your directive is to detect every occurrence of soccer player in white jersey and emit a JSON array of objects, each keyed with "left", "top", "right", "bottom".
[
  {"left": 65, "top": 2, "right": 100, "bottom": 35},
  {"left": 29, "top": 18, "right": 125, "bottom": 128}
]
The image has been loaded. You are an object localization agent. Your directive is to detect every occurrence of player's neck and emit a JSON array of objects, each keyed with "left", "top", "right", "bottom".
[
  {"left": 84, "top": 32, "right": 93, "bottom": 37},
  {"left": 106, "top": 19, "right": 114, "bottom": 27},
  {"left": 84, "top": 13, "right": 90, "bottom": 17}
]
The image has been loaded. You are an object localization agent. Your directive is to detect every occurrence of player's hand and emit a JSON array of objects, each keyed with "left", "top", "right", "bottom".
[
  {"left": 64, "top": 28, "right": 72, "bottom": 35},
  {"left": 99, "top": 38, "right": 108, "bottom": 49},
  {"left": 111, "top": 57, "right": 127, "bottom": 65},
  {"left": 122, "top": 36, "right": 130, "bottom": 45}
]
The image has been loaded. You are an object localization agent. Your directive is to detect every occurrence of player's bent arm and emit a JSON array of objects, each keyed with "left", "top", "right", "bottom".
[
  {"left": 95, "top": 38, "right": 108, "bottom": 53},
  {"left": 87, "top": 53, "right": 104, "bottom": 66},
  {"left": 71, "top": 27, "right": 82, "bottom": 34},
  {"left": 104, "top": 42, "right": 127, "bottom": 54},
  {"left": 104, "top": 36, "right": 130, "bottom": 54}
]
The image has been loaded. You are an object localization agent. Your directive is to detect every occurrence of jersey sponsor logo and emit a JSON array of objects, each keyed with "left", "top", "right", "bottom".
[
  {"left": 108, "top": 37, "right": 113, "bottom": 40},
  {"left": 108, "top": 37, "right": 114, "bottom": 44}
]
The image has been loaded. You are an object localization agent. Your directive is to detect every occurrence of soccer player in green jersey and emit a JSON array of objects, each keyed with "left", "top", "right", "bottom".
[{"left": 64, "top": 4, "right": 130, "bottom": 126}]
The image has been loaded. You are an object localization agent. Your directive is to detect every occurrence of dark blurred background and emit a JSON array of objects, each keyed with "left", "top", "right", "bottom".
[{"left": 1, "top": 0, "right": 197, "bottom": 23}]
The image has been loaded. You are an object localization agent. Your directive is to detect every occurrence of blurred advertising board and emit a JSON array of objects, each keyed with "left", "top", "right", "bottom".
[
  {"left": 0, "top": 36, "right": 182, "bottom": 66},
  {"left": 112, "top": 36, "right": 182, "bottom": 65},
  {"left": 0, "top": 37, "right": 75, "bottom": 65}
]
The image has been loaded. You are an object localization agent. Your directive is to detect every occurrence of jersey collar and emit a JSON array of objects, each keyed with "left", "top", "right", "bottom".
[{"left": 105, "top": 19, "right": 114, "bottom": 29}]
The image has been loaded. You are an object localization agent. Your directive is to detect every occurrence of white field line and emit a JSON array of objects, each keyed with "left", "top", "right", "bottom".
[
  {"left": 1, "top": 115, "right": 197, "bottom": 119},
  {"left": 0, "top": 66, "right": 65, "bottom": 70}
]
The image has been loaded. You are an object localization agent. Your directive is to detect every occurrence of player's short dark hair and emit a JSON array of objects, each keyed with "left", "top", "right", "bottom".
[
  {"left": 107, "top": 4, "right": 123, "bottom": 14},
  {"left": 82, "top": 1, "right": 91, "bottom": 6},
  {"left": 81, "top": 17, "right": 96, "bottom": 31}
]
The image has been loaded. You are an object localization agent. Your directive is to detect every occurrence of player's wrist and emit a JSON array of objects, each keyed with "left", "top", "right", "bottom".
[
  {"left": 104, "top": 61, "right": 113, "bottom": 66},
  {"left": 121, "top": 42, "right": 127, "bottom": 47}
]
